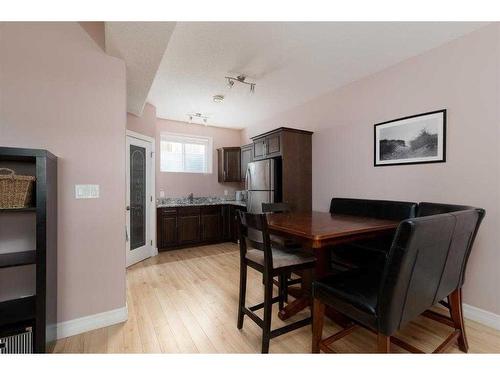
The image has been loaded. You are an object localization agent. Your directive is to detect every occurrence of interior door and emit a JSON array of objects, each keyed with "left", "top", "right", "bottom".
[{"left": 126, "top": 136, "right": 153, "bottom": 267}]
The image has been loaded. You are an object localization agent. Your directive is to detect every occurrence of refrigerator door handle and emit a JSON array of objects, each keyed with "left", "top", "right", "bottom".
[{"left": 245, "top": 167, "right": 250, "bottom": 190}]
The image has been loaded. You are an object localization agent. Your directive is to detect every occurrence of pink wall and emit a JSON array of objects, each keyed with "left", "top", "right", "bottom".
[
  {"left": 126, "top": 108, "right": 244, "bottom": 198},
  {"left": 79, "top": 22, "right": 105, "bottom": 51},
  {"left": 0, "top": 23, "right": 127, "bottom": 322},
  {"left": 244, "top": 24, "right": 500, "bottom": 315},
  {"left": 127, "top": 103, "right": 157, "bottom": 138}
]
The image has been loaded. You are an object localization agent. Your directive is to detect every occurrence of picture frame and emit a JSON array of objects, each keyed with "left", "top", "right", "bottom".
[{"left": 374, "top": 109, "right": 446, "bottom": 167}]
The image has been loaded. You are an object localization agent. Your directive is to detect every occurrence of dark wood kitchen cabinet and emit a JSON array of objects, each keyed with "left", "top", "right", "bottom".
[
  {"left": 250, "top": 127, "right": 313, "bottom": 212},
  {"left": 240, "top": 144, "right": 253, "bottom": 181},
  {"left": 157, "top": 204, "right": 246, "bottom": 250},
  {"left": 221, "top": 205, "right": 232, "bottom": 241},
  {"left": 217, "top": 147, "right": 241, "bottom": 182},
  {"left": 252, "top": 131, "right": 282, "bottom": 160},
  {"left": 201, "top": 206, "right": 220, "bottom": 242},
  {"left": 253, "top": 138, "right": 266, "bottom": 160},
  {"left": 157, "top": 208, "right": 177, "bottom": 248},
  {"left": 230, "top": 205, "right": 243, "bottom": 241},
  {"left": 177, "top": 207, "right": 201, "bottom": 245}
]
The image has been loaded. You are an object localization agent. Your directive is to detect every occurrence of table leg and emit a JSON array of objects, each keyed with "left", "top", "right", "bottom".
[
  {"left": 277, "top": 246, "right": 352, "bottom": 326},
  {"left": 278, "top": 269, "right": 312, "bottom": 320},
  {"left": 278, "top": 247, "right": 328, "bottom": 321}
]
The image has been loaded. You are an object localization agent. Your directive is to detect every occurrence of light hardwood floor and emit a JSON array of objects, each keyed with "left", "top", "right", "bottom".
[{"left": 53, "top": 243, "right": 500, "bottom": 353}]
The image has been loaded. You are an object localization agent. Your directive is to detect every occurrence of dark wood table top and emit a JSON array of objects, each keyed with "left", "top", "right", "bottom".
[{"left": 267, "top": 211, "right": 399, "bottom": 249}]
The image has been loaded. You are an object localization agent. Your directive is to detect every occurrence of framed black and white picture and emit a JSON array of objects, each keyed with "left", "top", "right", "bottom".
[{"left": 374, "top": 109, "right": 446, "bottom": 167}]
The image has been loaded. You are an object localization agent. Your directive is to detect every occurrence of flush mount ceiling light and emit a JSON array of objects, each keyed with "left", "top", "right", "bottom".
[
  {"left": 213, "top": 94, "right": 224, "bottom": 103},
  {"left": 225, "top": 74, "right": 256, "bottom": 94},
  {"left": 187, "top": 112, "right": 209, "bottom": 126}
]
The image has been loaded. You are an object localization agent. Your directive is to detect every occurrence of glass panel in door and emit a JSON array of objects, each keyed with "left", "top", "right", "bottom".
[{"left": 130, "top": 145, "right": 146, "bottom": 250}]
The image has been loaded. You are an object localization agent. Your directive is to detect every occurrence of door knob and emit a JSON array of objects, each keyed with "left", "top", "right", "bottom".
[{"left": 126, "top": 206, "right": 130, "bottom": 211}]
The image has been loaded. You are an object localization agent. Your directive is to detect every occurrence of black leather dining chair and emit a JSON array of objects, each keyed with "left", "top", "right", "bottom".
[
  {"left": 237, "top": 211, "right": 315, "bottom": 353},
  {"left": 417, "top": 202, "right": 476, "bottom": 217},
  {"left": 329, "top": 198, "right": 417, "bottom": 269},
  {"left": 312, "top": 207, "right": 485, "bottom": 353}
]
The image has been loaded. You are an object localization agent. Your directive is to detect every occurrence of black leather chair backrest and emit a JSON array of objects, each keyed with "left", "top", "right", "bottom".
[
  {"left": 262, "top": 202, "right": 291, "bottom": 214},
  {"left": 417, "top": 202, "right": 485, "bottom": 286},
  {"left": 330, "top": 198, "right": 417, "bottom": 221},
  {"left": 377, "top": 208, "right": 484, "bottom": 336},
  {"left": 417, "top": 202, "right": 475, "bottom": 217}
]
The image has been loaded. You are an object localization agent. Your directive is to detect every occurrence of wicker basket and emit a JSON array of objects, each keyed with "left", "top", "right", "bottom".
[{"left": 0, "top": 168, "right": 36, "bottom": 209}]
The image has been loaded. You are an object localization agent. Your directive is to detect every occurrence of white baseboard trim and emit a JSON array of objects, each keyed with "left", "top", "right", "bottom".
[
  {"left": 56, "top": 305, "right": 128, "bottom": 339},
  {"left": 463, "top": 303, "right": 500, "bottom": 331},
  {"left": 52, "top": 303, "right": 498, "bottom": 340}
]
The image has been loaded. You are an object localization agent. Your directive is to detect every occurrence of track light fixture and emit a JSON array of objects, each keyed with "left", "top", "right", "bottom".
[
  {"left": 187, "top": 112, "right": 209, "bottom": 126},
  {"left": 225, "top": 74, "right": 256, "bottom": 93}
]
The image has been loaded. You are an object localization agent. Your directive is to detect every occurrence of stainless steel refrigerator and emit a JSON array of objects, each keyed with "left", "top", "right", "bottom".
[{"left": 245, "top": 159, "right": 281, "bottom": 213}]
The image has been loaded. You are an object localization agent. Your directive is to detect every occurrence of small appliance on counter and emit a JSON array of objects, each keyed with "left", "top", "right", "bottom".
[{"left": 235, "top": 190, "right": 246, "bottom": 202}]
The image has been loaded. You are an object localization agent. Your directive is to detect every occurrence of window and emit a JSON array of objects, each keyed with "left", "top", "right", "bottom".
[{"left": 160, "top": 133, "right": 213, "bottom": 173}]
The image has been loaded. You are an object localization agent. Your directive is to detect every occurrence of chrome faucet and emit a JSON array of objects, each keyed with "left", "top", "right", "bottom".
[{"left": 188, "top": 193, "right": 194, "bottom": 203}]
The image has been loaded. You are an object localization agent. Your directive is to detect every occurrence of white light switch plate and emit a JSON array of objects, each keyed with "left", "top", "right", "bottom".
[{"left": 75, "top": 184, "right": 100, "bottom": 199}]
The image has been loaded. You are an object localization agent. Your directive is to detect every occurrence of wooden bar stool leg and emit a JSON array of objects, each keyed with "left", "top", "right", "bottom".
[
  {"left": 284, "top": 272, "right": 290, "bottom": 302},
  {"left": 449, "top": 288, "right": 469, "bottom": 352},
  {"left": 312, "top": 298, "right": 325, "bottom": 353},
  {"left": 237, "top": 262, "right": 247, "bottom": 329},
  {"left": 262, "top": 275, "right": 273, "bottom": 353},
  {"left": 377, "top": 334, "right": 391, "bottom": 353},
  {"left": 278, "top": 273, "right": 286, "bottom": 310}
]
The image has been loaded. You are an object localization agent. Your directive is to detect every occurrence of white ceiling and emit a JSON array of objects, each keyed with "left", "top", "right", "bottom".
[
  {"left": 143, "top": 22, "right": 486, "bottom": 128},
  {"left": 105, "top": 22, "right": 176, "bottom": 115}
]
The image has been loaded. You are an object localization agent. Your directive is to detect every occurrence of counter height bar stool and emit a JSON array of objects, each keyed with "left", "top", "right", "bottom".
[
  {"left": 262, "top": 202, "right": 303, "bottom": 301},
  {"left": 237, "top": 211, "right": 316, "bottom": 353}
]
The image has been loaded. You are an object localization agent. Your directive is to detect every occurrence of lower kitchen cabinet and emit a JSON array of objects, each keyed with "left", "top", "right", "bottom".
[
  {"left": 230, "top": 205, "right": 241, "bottom": 241},
  {"left": 201, "top": 206, "right": 221, "bottom": 242},
  {"left": 221, "top": 205, "right": 232, "bottom": 241},
  {"left": 177, "top": 211, "right": 201, "bottom": 245},
  {"left": 157, "top": 208, "right": 177, "bottom": 248},
  {"left": 157, "top": 204, "right": 246, "bottom": 251}
]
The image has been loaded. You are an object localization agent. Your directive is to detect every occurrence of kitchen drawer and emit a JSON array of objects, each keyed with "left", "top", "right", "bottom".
[
  {"left": 177, "top": 206, "right": 201, "bottom": 216},
  {"left": 159, "top": 208, "right": 177, "bottom": 216},
  {"left": 201, "top": 206, "right": 220, "bottom": 215}
]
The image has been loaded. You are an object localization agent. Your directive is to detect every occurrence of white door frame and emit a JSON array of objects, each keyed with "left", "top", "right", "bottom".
[{"left": 126, "top": 130, "right": 157, "bottom": 267}]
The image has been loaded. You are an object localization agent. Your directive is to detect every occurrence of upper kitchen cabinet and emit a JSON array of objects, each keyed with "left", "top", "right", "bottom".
[
  {"left": 217, "top": 147, "right": 241, "bottom": 182},
  {"left": 252, "top": 130, "right": 282, "bottom": 160},
  {"left": 240, "top": 144, "right": 253, "bottom": 181}
]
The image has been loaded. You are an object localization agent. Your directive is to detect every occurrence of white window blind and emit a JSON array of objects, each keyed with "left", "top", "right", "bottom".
[{"left": 160, "top": 133, "right": 213, "bottom": 174}]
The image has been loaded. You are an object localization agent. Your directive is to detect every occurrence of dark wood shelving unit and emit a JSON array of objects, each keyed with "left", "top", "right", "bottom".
[
  {"left": 0, "top": 147, "right": 57, "bottom": 353},
  {"left": 0, "top": 296, "right": 37, "bottom": 326},
  {"left": 0, "top": 207, "right": 37, "bottom": 213},
  {"left": 0, "top": 250, "right": 36, "bottom": 269}
]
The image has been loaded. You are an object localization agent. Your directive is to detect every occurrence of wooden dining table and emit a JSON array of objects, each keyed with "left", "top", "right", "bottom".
[{"left": 266, "top": 211, "right": 399, "bottom": 321}]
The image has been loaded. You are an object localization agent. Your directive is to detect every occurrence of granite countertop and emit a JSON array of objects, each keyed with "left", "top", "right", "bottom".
[{"left": 157, "top": 197, "right": 246, "bottom": 208}]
